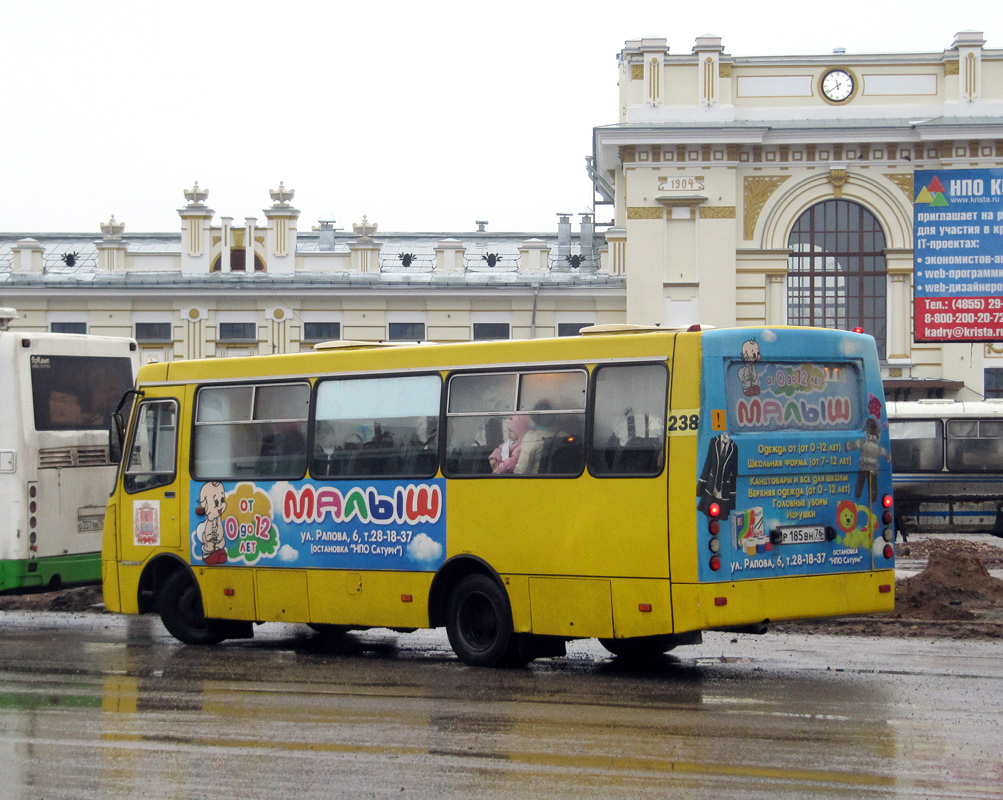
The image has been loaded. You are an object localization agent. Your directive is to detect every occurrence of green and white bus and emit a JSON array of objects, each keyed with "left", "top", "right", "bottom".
[{"left": 0, "top": 320, "right": 136, "bottom": 592}]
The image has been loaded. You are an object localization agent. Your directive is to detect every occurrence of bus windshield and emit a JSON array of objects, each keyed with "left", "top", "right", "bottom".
[{"left": 30, "top": 354, "right": 135, "bottom": 431}]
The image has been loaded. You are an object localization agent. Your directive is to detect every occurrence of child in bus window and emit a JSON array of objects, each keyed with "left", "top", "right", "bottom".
[{"left": 490, "top": 414, "right": 532, "bottom": 474}]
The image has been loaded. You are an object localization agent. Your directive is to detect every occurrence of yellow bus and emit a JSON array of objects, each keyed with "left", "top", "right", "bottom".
[{"left": 103, "top": 325, "right": 896, "bottom": 666}]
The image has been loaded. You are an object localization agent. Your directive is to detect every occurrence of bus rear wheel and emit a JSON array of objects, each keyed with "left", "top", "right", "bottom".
[
  {"left": 599, "top": 635, "right": 676, "bottom": 660},
  {"left": 158, "top": 570, "right": 225, "bottom": 645},
  {"left": 446, "top": 574, "right": 519, "bottom": 667}
]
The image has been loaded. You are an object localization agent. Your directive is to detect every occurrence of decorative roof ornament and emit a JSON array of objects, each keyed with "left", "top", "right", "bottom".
[
  {"left": 269, "top": 181, "right": 295, "bottom": 206},
  {"left": 101, "top": 215, "right": 125, "bottom": 240},
  {"left": 353, "top": 215, "right": 378, "bottom": 240},
  {"left": 184, "top": 181, "right": 209, "bottom": 206}
]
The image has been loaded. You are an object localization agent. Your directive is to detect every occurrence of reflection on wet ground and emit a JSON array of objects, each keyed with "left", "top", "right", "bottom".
[{"left": 0, "top": 613, "right": 1000, "bottom": 798}]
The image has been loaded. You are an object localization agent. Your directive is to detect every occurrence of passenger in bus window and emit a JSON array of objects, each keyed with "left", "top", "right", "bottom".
[
  {"left": 261, "top": 421, "right": 307, "bottom": 456},
  {"left": 490, "top": 414, "right": 531, "bottom": 474},
  {"left": 515, "top": 403, "right": 570, "bottom": 475},
  {"left": 401, "top": 416, "right": 439, "bottom": 475},
  {"left": 258, "top": 421, "right": 307, "bottom": 475}
]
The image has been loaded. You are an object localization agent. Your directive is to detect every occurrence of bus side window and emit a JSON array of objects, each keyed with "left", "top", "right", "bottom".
[
  {"left": 889, "top": 419, "right": 942, "bottom": 472},
  {"left": 311, "top": 375, "right": 441, "bottom": 479},
  {"left": 589, "top": 364, "right": 667, "bottom": 476},
  {"left": 445, "top": 373, "right": 518, "bottom": 476},
  {"left": 124, "top": 399, "right": 178, "bottom": 493},
  {"left": 192, "top": 383, "right": 310, "bottom": 480},
  {"left": 444, "top": 370, "right": 587, "bottom": 477},
  {"left": 947, "top": 418, "right": 1003, "bottom": 472}
]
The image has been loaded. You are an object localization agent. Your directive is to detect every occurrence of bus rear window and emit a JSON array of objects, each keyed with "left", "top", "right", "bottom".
[
  {"left": 30, "top": 355, "right": 135, "bottom": 431},
  {"left": 726, "top": 361, "right": 862, "bottom": 433}
]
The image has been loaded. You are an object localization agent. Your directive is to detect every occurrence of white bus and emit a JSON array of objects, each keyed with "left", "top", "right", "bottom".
[
  {"left": 0, "top": 315, "right": 137, "bottom": 592},
  {"left": 887, "top": 399, "right": 1003, "bottom": 536}
]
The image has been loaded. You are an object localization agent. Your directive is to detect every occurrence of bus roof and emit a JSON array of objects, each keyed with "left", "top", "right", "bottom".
[{"left": 887, "top": 398, "right": 1003, "bottom": 417}]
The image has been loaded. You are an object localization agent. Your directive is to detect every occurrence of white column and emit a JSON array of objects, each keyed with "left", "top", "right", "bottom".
[
  {"left": 693, "top": 34, "right": 723, "bottom": 107},
  {"left": 244, "top": 217, "right": 256, "bottom": 272},
  {"left": 12, "top": 238, "right": 44, "bottom": 272},
  {"left": 220, "top": 216, "right": 232, "bottom": 273},
  {"left": 766, "top": 272, "right": 788, "bottom": 326},
  {"left": 434, "top": 239, "right": 465, "bottom": 273},
  {"left": 953, "top": 30, "right": 985, "bottom": 102}
]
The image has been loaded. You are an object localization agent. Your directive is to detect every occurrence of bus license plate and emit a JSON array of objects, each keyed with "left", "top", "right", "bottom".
[
  {"left": 776, "top": 525, "right": 826, "bottom": 545},
  {"left": 77, "top": 515, "right": 104, "bottom": 533}
]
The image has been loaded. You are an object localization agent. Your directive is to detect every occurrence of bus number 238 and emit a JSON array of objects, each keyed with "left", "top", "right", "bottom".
[{"left": 667, "top": 413, "right": 700, "bottom": 432}]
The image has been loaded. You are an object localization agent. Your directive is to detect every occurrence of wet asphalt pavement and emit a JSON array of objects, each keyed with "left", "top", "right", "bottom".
[{"left": 0, "top": 612, "right": 1000, "bottom": 799}]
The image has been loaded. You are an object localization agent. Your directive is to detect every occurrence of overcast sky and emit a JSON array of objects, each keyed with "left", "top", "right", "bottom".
[{"left": 0, "top": 0, "right": 997, "bottom": 235}]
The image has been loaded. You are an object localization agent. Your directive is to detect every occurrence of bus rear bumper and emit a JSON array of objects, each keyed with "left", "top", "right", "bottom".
[{"left": 671, "top": 570, "right": 896, "bottom": 633}]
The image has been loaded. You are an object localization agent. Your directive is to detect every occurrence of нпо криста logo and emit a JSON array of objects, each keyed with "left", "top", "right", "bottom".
[{"left": 914, "top": 175, "right": 949, "bottom": 207}]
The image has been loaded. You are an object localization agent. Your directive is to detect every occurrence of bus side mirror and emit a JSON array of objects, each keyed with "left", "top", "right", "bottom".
[{"left": 109, "top": 412, "right": 125, "bottom": 464}]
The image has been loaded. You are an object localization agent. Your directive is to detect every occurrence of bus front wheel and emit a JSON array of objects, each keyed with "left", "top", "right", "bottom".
[
  {"left": 158, "top": 570, "right": 225, "bottom": 645},
  {"left": 446, "top": 574, "right": 518, "bottom": 667}
]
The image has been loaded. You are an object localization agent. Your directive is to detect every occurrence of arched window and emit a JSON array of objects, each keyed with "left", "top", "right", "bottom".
[
  {"left": 787, "top": 200, "right": 886, "bottom": 359},
  {"left": 211, "top": 248, "right": 265, "bottom": 272}
]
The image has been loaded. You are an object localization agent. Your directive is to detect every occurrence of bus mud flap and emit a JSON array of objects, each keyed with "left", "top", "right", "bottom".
[
  {"left": 208, "top": 618, "right": 254, "bottom": 640},
  {"left": 516, "top": 634, "right": 567, "bottom": 660}
]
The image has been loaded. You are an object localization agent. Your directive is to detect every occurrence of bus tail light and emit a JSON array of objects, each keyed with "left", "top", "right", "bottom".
[
  {"left": 714, "top": 597, "right": 727, "bottom": 606},
  {"left": 882, "top": 544, "right": 894, "bottom": 560},
  {"left": 709, "top": 555, "right": 721, "bottom": 571},
  {"left": 882, "top": 494, "right": 893, "bottom": 508},
  {"left": 638, "top": 603, "right": 652, "bottom": 613},
  {"left": 879, "top": 584, "right": 892, "bottom": 593},
  {"left": 707, "top": 502, "right": 721, "bottom": 518},
  {"left": 27, "top": 482, "right": 38, "bottom": 556}
]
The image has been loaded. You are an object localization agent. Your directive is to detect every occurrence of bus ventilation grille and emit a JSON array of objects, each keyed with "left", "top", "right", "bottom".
[{"left": 39, "top": 446, "right": 111, "bottom": 469}]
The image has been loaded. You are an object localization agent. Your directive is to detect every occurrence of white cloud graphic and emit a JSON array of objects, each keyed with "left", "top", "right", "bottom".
[
  {"left": 278, "top": 544, "right": 299, "bottom": 562},
  {"left": 407, "top": 533, "right": 443, "bottom": 563},
  {"left": 268, "top": 481, "right": 294, "bottom": 510}
]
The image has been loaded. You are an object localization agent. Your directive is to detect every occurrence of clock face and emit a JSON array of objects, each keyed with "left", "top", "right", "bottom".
[{"left": 821, "top": 69, "right": 855, "bottom": 102}]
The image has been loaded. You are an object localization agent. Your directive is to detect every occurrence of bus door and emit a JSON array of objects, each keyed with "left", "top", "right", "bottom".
[{"left": 118, "top": 392, "right": 182, "bottom": 563}]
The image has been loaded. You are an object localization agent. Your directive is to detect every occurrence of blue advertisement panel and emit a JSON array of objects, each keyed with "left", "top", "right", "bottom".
[
  {"left": 696, "top": 329, "right": 893, "bottom": 582},
  {"left": 188, "top": 478, "right": 446, "bottom": 571},
  {"left": 913, "top": 168, "right": 1003, "bottom": 341}
]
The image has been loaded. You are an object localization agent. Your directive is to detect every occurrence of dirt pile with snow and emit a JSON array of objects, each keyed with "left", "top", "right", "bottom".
[
  {"left": 0, "top": 584, "right": 104, "bottom": 613},
  {"left": 777, "top": 537, "right": 1003, "bottom": 638},
  {"left": 893, "top": 550, "right": 1003, "bottom": 621}
]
